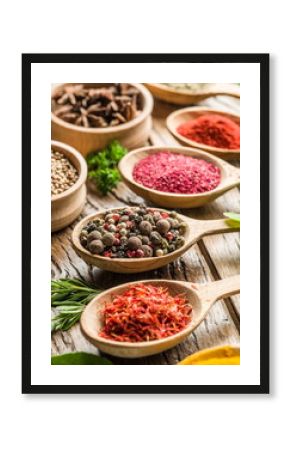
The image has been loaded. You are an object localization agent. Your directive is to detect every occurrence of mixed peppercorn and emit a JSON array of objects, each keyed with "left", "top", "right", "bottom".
[{"left": 79, "top": 207, "right": 187, "bottom": 258}]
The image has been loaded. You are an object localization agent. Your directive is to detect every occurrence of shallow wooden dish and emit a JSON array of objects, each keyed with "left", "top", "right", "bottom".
[
  {"left": 144, "top": 83, "right": 240, "bottom": 106},
  {"left": 118, "top": 146, "right": 240, "bottom": 208},
  {"left": 81, "top": 276, "right": 240, "bottom": 358},
  {"left": 51, "top": 141, "right": 87, "bottom": 232},
  {"left": 51, "top": 83, "right": 153, "bottom": 157},
  {"left": 166, "top": 107, "right": 240, "bottom": 160},
  {"left": 72, "top": 207, "right": 239, "bottom": 274}
]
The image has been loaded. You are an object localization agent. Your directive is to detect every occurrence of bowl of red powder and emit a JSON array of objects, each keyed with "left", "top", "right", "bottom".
[
  {"left": 80, "top": 279, "right": 199, "bottom": 358},
  {"left": 119, "top": 146, "right": 240, "bottom": 208},
  {"left": 166, "top": 107, "right": 240, "bottom": 160}
]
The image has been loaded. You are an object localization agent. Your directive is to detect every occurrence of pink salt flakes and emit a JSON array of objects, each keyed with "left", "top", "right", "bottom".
[{"left": 132, "top": 152, "right": 221, "bottom": 194}]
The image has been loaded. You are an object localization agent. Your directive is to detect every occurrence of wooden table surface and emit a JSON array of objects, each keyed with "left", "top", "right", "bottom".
[{"left": 51, "top": 94, "right": 240, "bottom": 365}]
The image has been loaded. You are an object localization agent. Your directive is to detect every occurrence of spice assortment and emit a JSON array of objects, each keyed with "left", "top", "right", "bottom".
[
  {"left": 51, "top": 150, "right": 79, "bottom": 196},
  {"left": 99, "top": 284, "right": 192, "bottom": 342},
  {"left": 51, "top": 81, "right": 240, "bottom": 365},
  {"left": 52, "top": 83, "right": 142, "bottom": 128},
  {"left": 177, "top": 114, "right": 240, "bottom": 149},
  {"left": 79, "top": 207, "right": 187, "bottom": 258},
  {"left": 133, "top": 151, "right": 221, "bottom": 194}
]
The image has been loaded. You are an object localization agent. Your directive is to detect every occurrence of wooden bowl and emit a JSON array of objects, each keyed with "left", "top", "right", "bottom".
[
  {"left": 118, "top": 146, "right": 240, "bottom": 208},
  {"left": 51, "top": 83, "right": 153, "bottom": 157},
  {"left": 166, "top": 107, "right": 240, "bottom": 160},
  {"left": 51, "top": 140, "right": 87, "bottom": 232},
  {"left": 144, "top": 83, "right": 240, "bottom": 106}
]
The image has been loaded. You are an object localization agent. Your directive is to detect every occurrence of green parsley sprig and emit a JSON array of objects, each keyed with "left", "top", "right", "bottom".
[{"left": 87, "top": 140, "right": 127, "bottom": 195}]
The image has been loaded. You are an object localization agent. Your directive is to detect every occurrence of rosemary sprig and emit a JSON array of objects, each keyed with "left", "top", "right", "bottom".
[{"left": 51, "top": 279, "right": 102, "bottom": 332}]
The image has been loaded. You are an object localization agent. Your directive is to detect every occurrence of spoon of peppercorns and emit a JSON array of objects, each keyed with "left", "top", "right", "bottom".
[{"left": 72, "top": 206, "right": 239, "bottom": 274}]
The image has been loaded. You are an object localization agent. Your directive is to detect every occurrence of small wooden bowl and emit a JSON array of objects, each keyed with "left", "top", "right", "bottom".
[
  {"left": 166, "top": 107, "right": 240, "bottom": 160},
  {"left": 51, "top": 83, "right": 153, "bottom": 157},
  {"left": 51, "top": 140, "right": 87, "bottom": 232},
  {"left": 118, "top": 146, "right": 240, "bottom": 208},
  {"left": 145, "top": 83, "right": 240, "bottom": 106}
]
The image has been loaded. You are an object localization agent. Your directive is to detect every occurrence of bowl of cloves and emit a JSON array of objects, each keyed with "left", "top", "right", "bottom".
[
  {"left": 51, "top": 83, "right": 154, "bottom": 156},
  {"left": 51, "top": 140, "right": 87, "bottom": 232}
]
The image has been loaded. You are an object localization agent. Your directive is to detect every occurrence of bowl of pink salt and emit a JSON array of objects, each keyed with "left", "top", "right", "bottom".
[{"left": 119, "top": 146, "right": 240, "bottom": 208}]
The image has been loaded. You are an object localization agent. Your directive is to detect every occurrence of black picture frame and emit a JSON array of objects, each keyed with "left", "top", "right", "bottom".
[{"left": 22, "top": 53, "right": 269, "bottom": 394}]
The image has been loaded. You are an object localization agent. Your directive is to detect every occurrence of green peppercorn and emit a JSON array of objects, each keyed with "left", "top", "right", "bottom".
[
  {"left": 143, "top": 214, "right": 155, "bottom": 224},
  {"left": 161, "top": 238, "right": 169, "bottom": 249},
  {"left": 119, "top": 229, "right": 128, "bottom": 236},
  {"left": 88, "top": 240, "right": 104, "bottom": 254},
  {"left": 176, "top": 236, "right": 186, "bottom": 248},
  {"left": 155, "top": 248, "right": 164, "bottom": 257},
  {"left": 127, "top": 236, "right": 142, "bottom": 250},
  {"left": 168, "top": 244, "right": 176, "bottom": 253},
  {"left": 102, "top": 232, "right": 115, "bottom": 247},
  {"left": 179, "top": 222, "right": 187, "bottom": 235},
  {"left": 150, "top": 231, "right": 162, "bottom": 245}
]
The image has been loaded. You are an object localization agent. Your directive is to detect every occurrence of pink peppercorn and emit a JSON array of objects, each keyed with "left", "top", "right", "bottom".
[{"left": 133, "top": 152, "right": 221, "bottom": 194}]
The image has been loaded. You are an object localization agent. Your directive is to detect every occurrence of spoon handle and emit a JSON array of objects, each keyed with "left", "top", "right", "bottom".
[
  {"left": 205, "top": 84, "right": 240, "bottom": 98},
  {"left": 195, "top": 218, "right": 240, "bottom": 238},
  {"left": 196, "top": 275, "right": 240, "bottom": 303}
]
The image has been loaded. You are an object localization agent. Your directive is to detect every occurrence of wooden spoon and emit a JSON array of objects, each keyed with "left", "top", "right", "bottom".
[
  {"left": 144, "top": 83, "right": 240, "bottom": 106},
  {"left": 72, "top": 207, "right": 240, "bottom": 274},
  {"left": 166, "top": 107, "right": 240, "bottom": 160},
  {"left": 119, "top": 146, "right": 240, "bottom": 208},
  {"left": 81, "top": 275, "right": 240, "bottom": 358}
]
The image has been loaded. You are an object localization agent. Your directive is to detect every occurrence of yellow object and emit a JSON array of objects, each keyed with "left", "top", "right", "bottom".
[{"left": 178, "top": 345, "right": 240, "bottom": 365}]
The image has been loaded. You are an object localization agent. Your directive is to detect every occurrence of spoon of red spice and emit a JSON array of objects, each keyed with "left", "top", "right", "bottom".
[
  {"left": 80, "top": 275, "right": 240, "bottom": 358},
  {"left": 166, "top": 108, "right": 240, "bottom": 160},
  {"left": 72, "top": 207, "right": 239, "bottom": 274},
  {"left": 119, "top": 146, "right": 240, "bottom": 208}
]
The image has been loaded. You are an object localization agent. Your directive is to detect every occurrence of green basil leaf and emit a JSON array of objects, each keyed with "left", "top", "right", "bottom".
[
  {"left": 51, "top": 352, "right": 112, "bottom": 365},
  {"left": 224, "top": 212, "right": 240, "bottom": 222}
]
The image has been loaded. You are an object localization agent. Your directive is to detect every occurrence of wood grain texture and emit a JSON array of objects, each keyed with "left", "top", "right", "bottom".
[{"left": 51, "top": 94, "right": 240, "bottom": 364}]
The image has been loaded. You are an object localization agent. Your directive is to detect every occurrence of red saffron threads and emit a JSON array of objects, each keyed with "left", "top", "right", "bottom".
[
  {"left": 133, "top": 152, "right": 221, "bottom": 194},
  {"left": 177, "top": 114, "right": 240, "bottom": 150},
  {"left": 99, "top": 284, "right": 192, "bottom": 343}
]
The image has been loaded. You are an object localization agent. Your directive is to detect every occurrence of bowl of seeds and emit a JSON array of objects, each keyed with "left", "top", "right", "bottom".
[
  {"left": 51, "top": 140, "right": 87, "bottom": 232},
  {"left": 51, "top": 83, "right": 154, "bottom": 156}
]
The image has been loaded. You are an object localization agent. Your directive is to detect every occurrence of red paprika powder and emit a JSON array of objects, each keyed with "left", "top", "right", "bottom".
[{"left": 177, "top": 114, "right": 240, "bottom": 150}]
